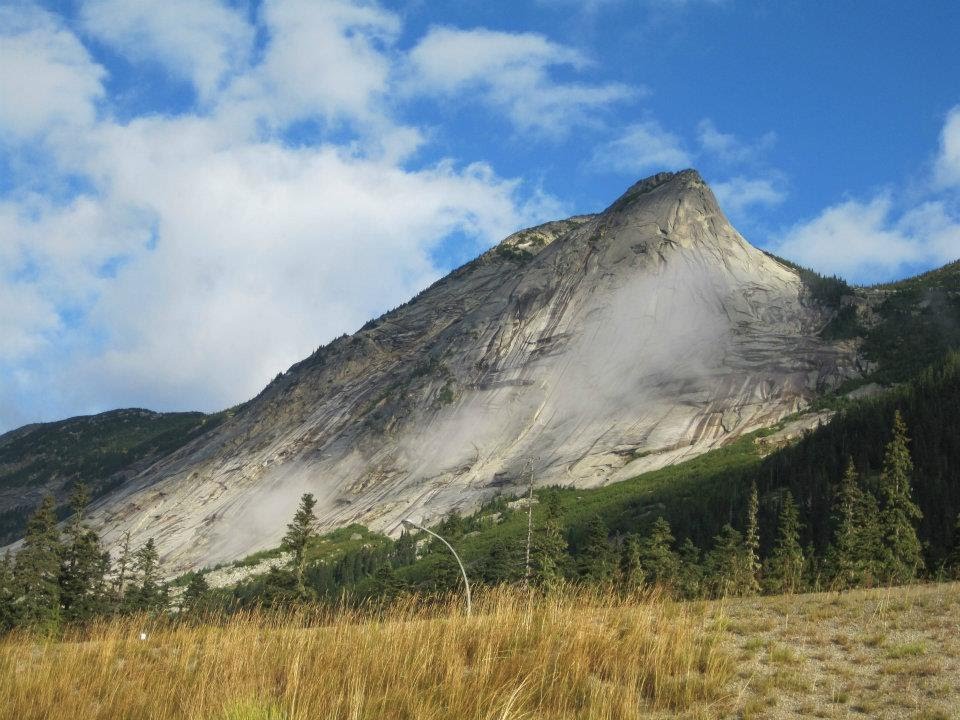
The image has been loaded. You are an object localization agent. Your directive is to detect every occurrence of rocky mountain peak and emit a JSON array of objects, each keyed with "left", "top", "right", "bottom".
[{"left": 67, "top": 171, "right": 859, "bottom": 574}]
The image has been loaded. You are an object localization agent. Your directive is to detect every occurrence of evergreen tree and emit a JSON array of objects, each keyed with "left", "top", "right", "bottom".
[
  {"left": 763, "top": 491, "right": 805, "bottom": 594},
  {"left": 127, "top": 538, "right": 164, "bottom": 613},
  {"left": 705, "top": 524, "right": 748, "bottom": 598},
  {"left": 111, "top": 530, "right": 132, "bottom": 609},
  {"left": 744, "top": 482, "right": 762, "bottom": 595},
  {"left": 827, "top": 459, "right": 881, "bottom": 589},
  {"left": 531, "top": 491, "right": 567, "bottom": 590},
  {"left": 480, "top": 537, "right": 517, "bottom": 584},
  {"left": 12, "top": 495, "right": 62, "bottom": 631},
  {"left": 392, "top": 531, "right": 418, "bottom": 567},
  {"left": 0, "top": 550, "right": 14, "bottom": 632},
  {"left": 675, "top": 538, "right": 704, "bottom": 600},
  {"left": 618, "top": 534, "right": 644, "bottom": 592},
  {"left": 638, "top": 517, "right": 680, "bottom": 591},
  {"left": 578, "top": 515, "right": 613, "bottom": 583},
  {"left": 59, "top": 482, "right": 110, "bottom": 623},
  {"left": 876, "top": 411, "right": 924, "bottom": 584},
  {"left": 946, "top": 514, "right": 960, "bottom": 580},
  {"left": 282, "top": 493, "right": 317, "bottom": 598},
  {"left": 181, "top": 572, "right": 212, "bottom": 615}
]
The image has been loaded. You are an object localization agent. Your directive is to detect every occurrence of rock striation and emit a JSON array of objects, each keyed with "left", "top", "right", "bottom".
[{"left": 84, "top": 170, "right": 860, "bottom": 572}]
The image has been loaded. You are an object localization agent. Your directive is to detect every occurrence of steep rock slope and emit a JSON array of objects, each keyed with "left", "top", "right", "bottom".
[{"left": 85, "top": 170, "right": 859, "bottom": 572}]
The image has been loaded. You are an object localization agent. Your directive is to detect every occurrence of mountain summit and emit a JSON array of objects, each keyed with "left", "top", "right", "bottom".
[{"left": 83, "top": 170, "right": 857, "bottom": 572}]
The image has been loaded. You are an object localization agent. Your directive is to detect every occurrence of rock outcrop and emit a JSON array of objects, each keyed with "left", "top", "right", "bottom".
[{"left": 85, "top": 170, "right": 859, "bottom": 572}]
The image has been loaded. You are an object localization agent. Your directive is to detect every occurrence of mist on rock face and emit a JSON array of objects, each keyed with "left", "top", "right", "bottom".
[{"left": 83, "top": 172, "right": 857, "bottom": 573}]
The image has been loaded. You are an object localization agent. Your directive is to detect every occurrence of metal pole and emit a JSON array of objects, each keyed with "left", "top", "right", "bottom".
[{"left": 401, "top": 519, "right": 472, "bottom": 617}]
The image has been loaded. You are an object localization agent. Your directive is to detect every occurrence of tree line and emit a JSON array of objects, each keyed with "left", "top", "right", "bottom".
[{"left": 2, "top": 408, "right": 959, "bottom": 632}]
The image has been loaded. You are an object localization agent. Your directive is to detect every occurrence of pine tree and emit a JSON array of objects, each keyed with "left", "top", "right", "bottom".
[
  {"left": 876, "top": 411, "right": 924, "bottom": 584},
  {"left": 763, "top": 491, "right": 805, "bottom": 594},
  {"left": 638, "top": 516, "right": 680, "bottom": 591},
  {"left": 618, "top": 534, "right": 644, "bottom": 592},
  {"left": 675, "top": 538, "right": 704, "bottom": 600},
  {"left": 531, "top": 491, "right": 567, "bottom": 590},
  {"left": 480, "top": 537, "right": 517, "bottom": 584},
  {"left": 282, "top": 493, "right": 317, "bottom": 598},
  {"left": 111, "top": 530, "right": 133, "bottom": 610},
  {"left": 705, "top": 524, "right": 748, "bottom": 598},
  {"left": 127, "top": 538, "right": 164, "bottom": 613},
  {"left": 744, "top": 482, "right": 762, "bottom": 595},
  {"left": 827, "top": 458, "right": 882, "bottom": 589},
  {"left": 60, "top": 482, "right": 110, "bottom": 623},
  {"left": 181, "top": 572, "right": 211, "bottom": 615},
  {"left": 0, "top": 550, "right": 14, "bottom": 633},
  {"left": 946, "top": 514, "right": 960, "bottom": 580},
  {"left": 12, "top": 495, "right": 62, "bottom": 631},
  {"left": 392, "top": 530, "right": 418, "bottom": 567},
  {"left": 578, "top": 515, "right": 613, "bottom": 583}
]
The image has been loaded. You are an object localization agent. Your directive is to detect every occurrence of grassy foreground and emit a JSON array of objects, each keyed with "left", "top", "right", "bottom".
[
  {"left": 0, "top": 587, "right": 731, "bottom": 720},
  {"left": 3, "top": 583, "right": 957, "bottom": 720}
]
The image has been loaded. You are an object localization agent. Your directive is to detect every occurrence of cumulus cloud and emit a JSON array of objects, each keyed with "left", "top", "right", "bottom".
[
  {"left": 406, "top": 26, "right": 634, "bottom": 137},
  {"left": 590, "top": 120, "right": 692, "bottom": 174},
  {"left": 935, "top": 105, "right": 960, "bottom": 189},
  {"left": 712, "top": 176, "right": 786, "bottom": 215},
  {"left": 0, "top": 6, "right": 105, "bottom": 139},
  {"left": 79, "top": 0, "right": 253, "bottom": 102},
  {"left": 774, "top": 196, "right": 960, "bottom": 283},
  {"left": 0, "top": 2, "right": 568, "bottom": 432}
]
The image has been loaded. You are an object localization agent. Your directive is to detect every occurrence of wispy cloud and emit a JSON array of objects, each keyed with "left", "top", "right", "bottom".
[
  {"left": 590, "top": 120, "right": 692, "bottom": 174},
  {"left": 405, "top": 26, "right": 635, "bottom": 138}
]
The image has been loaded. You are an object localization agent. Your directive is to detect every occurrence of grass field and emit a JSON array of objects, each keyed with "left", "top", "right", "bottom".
[{"left": 0, "top": 583, "right": 957, "bottom": 720}]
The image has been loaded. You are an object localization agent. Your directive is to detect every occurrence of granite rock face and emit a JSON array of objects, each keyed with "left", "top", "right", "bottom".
[{"left": 86, "top": 170, "right": 859, "bottom": 572}]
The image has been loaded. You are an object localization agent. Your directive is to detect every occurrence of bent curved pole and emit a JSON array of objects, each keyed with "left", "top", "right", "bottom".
[{"left": 401, "top": 519, "right": 472, "bottom": 617}]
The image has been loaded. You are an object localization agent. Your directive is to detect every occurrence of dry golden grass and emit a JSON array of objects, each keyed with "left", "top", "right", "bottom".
[{"left": 0, "top": 587, "right": 732, "bottom": 720}]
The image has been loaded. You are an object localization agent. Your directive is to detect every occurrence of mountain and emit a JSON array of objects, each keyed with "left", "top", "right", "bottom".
[
  {"left": 0, "top": 409, "right": 223, "bottom": 545},
  {"left": 3, "top": 168, "right": 858, "bottom": 573}
]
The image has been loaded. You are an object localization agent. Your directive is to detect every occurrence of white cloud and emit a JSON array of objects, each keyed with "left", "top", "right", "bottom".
[
  {"left": 406, "top": 26, "right": 634, "bottom": 138},
  {"left": 80, "top": 0, "right": 253, "bottom": 102},
  {"left": 712, "top": 176, "right": 786, "bottom": 215},
  {"left": 935, "top": 105, "right": 960, "bottom": 189},
  {"left": 0, "top": 4, "right": 566, "bottom": 432},
  {"left": 0, "top": 6, "right": 105, "bottom": 139},
  {"left": 230, "top": 0, "right": 400, "bottom": 127},
  {"left": 697, "top": 119, "right": 776, "bottom": 165},
  {"left": 775, "top": 196, "right": 960, "bottom": 283},
  {"left": 591, "top": 120, "right": 691, "bottom": 174}
]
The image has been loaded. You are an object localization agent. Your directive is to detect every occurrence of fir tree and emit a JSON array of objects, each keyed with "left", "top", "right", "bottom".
[
  {"left": 480, "top": 537, "right": 517, "bottom": 584},
  {"left": 763, "top": 491, "right": 805, "bottom": 594},
  {"left": 578, "top": 515, "right": 613, "bottom": 583},
  {"left": 282, "top": 493, "right": 317, "bottom": 598},
  {"left": 531, "top": 490, "right": 567, "bottom": 590},
  {"left": 127, "top": 538, "right": 164, "bottom": 613},
  {"left": 827, "top": 459, "right": 882, "bottom": 589},
  {"left": 181, "top": 573, "right": 212, "bottom": 615},
  {"left": 392, "top": 530, "right": 418, "bottom": 567},
  {"left": 12, "top": 495, "right": 62, "bottom": 631},
  {"left": 618, "top": 534, "right": 644, "bottom": 592},
  {"left": 638, "top": 517, "right": 679, "bottom": 591},
  {"left": 705, "top": 524, "right": 748, "bottom": 598},
  {"left": 0, "top": 550, "right": 14, "bottom": 632},
  {"left": 675, "top": 538, "right": 703, "bottom": 600},
  {"left": 946, "top": 514, "right": 960, "bottom": 580},
  {"left": 876, "top": 411, "right": 924, "bottom": 584},
  {"left": 743, "top": 482, "right": 762, "bottom": 595},
  {"left": 111, "top": 530, "right": 133, "bottom": 609},
  {"left": 60, "top": 482, "right": 110, "bottom": 623}
]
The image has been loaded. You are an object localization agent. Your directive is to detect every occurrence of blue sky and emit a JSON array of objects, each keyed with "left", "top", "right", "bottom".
[{"left": 1, "top": 0, "right": 959, "bottom": 431}]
